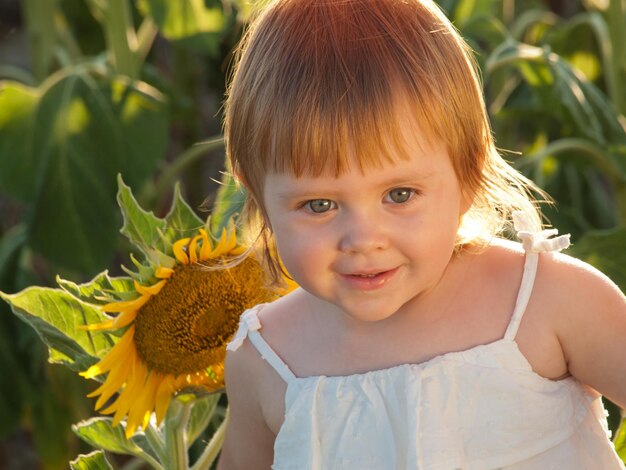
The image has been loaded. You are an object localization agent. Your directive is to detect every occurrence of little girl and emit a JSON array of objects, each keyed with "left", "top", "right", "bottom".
[{"left": 217, "top": 0, "right": 626, "bottom": 468}]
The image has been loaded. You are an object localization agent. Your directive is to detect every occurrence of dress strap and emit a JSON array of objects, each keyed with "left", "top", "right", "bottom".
[
  {"left": 227, "top": 305, "right": 296, "bottom": 383},
  {"left": 504, "top": 211, "right": 571, "bottom": 340}
]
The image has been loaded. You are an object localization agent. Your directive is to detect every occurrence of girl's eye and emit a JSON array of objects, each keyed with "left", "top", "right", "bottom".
[
  {"left": 386, "top": 188, "right": 414, "bottom": 204},
  {"left": 304, "top": 199, "right": 335, "bottom": 213}
]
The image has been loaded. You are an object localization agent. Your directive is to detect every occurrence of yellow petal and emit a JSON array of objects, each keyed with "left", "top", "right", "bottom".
[
  {"left": 101, "top": 294, "right": 150, "bottom": 313},
  {"left": 126, "top": 372, "right": 160, "bottom": 437},
  {"left": 80, "top": 320, "right": 116, "bottom": 331},
  {"left": 172, "top": 238, "right": 190, "bottom": 264},
  {"left": 104, "top": 354, "right": 147, "bottom": 420},
  {"left": 155, "top": 266, "right": 174, "bottom": 279},
  {"left": 188, "top": 235, "right": 201, "bottom": 264},
  {"left": 90, "top": 358, "right": 131, "bottom": 409},
  {"left": 135, "top": 279, "right": 166, "bottom": 296},
  {"left": 155, "top": 375, "right": 176, "bottom": 424},
  {"left": 199, "top": 229, "right": 212, "bottom": 260},
  {"left": 230, "top": 246, "right": 246, "bottom": 256},
  {"left": 209, "top": 229, "right": 229, "bottom": 258},
  {"left": 80, "top": 327, "right": 135, "bottom": 378},
  {"left": 111, "top": 308, "right": 139, "bottom": 329}
]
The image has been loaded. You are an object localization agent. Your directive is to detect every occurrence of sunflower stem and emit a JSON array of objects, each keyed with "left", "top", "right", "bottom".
[
  {"left": 145, "top": 421, "right": 167, "bottom": 466},
  {"left": 164, "top": 398, "right": 192, "bottom": 469},
  {"left": 120, "top": 456, "right": 161, "bottom": 470},
  {"left": 190, "top": 408, "right": 229, "bottom": 470}
]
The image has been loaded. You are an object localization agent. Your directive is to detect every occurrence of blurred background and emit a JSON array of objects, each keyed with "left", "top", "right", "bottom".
[{"left": 0, "top": 0, "right": 624, "bottom": 468}]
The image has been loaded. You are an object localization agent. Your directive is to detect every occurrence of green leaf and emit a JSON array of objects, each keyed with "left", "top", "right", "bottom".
[
  {"left": 117, "top": 174, "right": 168, "bottom": 256},
  {"left": 163, "top": 183, "right": 204, "bottom": 246},
  {"left": 137, "top": 0, "right": 230, "bottom": 55},
  {"left": 567, "top": 227, "right": 626, "bottom": 293},
  {"left": 72, "top": 417, "right": 158, "bottom": 461},
  {"left": 73, "top": 417, "right": 160, "bottom": 465},
  {"left": 0, "top": 81, "right": 40, "bottom": 202},
  {"left": 25, "top": 70, "right": 168, "bottom": 274},
  {"left": 209, "top": 172, "right": 246, "bottom": 237},
  {"left": 57, "top": 271, "right": 135, "bottom": 305},
  {"left": 70, "top": 450, "right": 114, "bottom": 470},
  {"left": 614, "top": 418, "right": 626, "bottom": 461},
  {"left": 187, "top": 394, "right": 220, "bottom": 447},
  {"left": 0, "top": 287, "right": 114, "bottom": 370}
]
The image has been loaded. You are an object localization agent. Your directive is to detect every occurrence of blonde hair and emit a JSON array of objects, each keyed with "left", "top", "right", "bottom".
[{"left": 224, "top": 0, "right": 544, "bottom": 283}]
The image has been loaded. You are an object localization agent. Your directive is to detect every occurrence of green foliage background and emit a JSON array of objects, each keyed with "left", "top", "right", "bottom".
[{"left": 0, "top": 0, "right": 624, "bottom": 467}]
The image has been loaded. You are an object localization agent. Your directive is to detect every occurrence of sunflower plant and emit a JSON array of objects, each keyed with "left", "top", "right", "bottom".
[{"left": 0, "top": 175, "right": 288, "bottom": 469}]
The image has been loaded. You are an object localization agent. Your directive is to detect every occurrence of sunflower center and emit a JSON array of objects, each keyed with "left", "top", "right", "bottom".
[{"left": 133, "top": 256, "right": 276, "bottom": 376}]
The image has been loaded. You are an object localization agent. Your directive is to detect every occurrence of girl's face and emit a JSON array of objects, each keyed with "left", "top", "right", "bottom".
[{"left": 262, "top": 125, "right": 470, "bottom": 323}]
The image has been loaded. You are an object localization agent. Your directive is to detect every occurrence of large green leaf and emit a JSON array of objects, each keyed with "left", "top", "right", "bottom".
[
  {"left": 163, "top": 183, "right": 204, "bottom": 245},
  {"left": 57, "top": 271, "right": 135, "bottom": 305},
  {"left": 0, "top": 286, "right": 115, "bottom": 371},
  {"left": 70, "top": 450, "right": 114, "bottom": 470},
  {"left": 209, "top": 172, "right": 246, "bottom": 237},
  {"left": 567, "top": 227, "right": 626, "bottom": 294},
  {"left": 72, "top": 418, "right": 159, "bottom": 463},
  {"left": 117, "top": 175, "right": 168, "bottom": 256},
  {"left": 137, "top": 0, "right": 231, "bottom": 55},
  {"left": 73, "top": 418, "right": 145, "bottom": 455},
  {"left": 23, "top": 70, "right": 168, "bottom": 274},
  {"left": 0, "top": 82, "right": 39, "bottom": 202}
]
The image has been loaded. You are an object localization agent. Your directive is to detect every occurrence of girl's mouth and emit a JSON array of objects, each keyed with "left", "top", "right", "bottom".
[{"left": 340, "top": 267, "right": 399, "bottom": 290}]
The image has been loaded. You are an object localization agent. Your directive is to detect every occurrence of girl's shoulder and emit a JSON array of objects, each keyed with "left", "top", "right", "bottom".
[
  {"left": 466, "top": 236, "right": 624, "bottom": 336},
  {"left": 475, "top": 236, "right": 620, "bottom": 300},
  {"left": 484, "top": 236, "right": 625, "bottom": 403}
]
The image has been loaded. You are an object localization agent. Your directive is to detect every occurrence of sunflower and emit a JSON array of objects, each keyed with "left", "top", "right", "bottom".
[{"left": 80, "top": 227, "right": 288, "bottom": 437}]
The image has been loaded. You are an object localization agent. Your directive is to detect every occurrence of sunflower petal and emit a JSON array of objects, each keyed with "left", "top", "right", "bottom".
[
  {"left": 155, "top": 375, "right": 176, "bottom": 424},
  {"left": 172, "top": 238, "right": 190, "bottom": 264},
  {"left": 90, "top": 356, "right": 132, "bottom": 409},
  {"left": 80, "top": 320, "right": 116, "bottom": 331},
  {"left": 109, "top": 309, "right": 138, "bottom": 329},
  {"left": 101, "top": 294, "right": 150, "bottom": 313},
  {"left": 199, "top": 229, "right": 212, "bottom": 260},
  {"left": 188, "top": 235, "right": 201, "bottom": 264},
  {"left": 135, "top": 279, "right": 166, "bottom": 296},
  {"left": 80, "top": 327, "right": 135, "bottom": 378},
  {"left": 126, "top": 372, "right": 160, "bottom": 437},
  {"left": 104, "top": 355, "right": 147, "bottom": 421},
  {"left": 155, "top": 266, "right": 174, "bottom": 279},
  {"left": 209, "top": 229, "right": 229, "bottom": 258}
]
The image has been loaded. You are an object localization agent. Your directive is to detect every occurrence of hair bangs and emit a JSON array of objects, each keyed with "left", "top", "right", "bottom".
[{"left": 227, "top": 0, "right": 458, "bottom": 193}]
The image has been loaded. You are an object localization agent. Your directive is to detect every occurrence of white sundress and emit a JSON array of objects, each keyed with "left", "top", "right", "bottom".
[{"left": 228, "top": 213, "right": 625, "bottom": 469}]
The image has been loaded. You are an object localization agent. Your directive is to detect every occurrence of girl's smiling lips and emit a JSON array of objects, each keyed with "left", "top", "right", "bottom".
[{"left": 338, "top": 267, "right": 400, "bottom": 291}]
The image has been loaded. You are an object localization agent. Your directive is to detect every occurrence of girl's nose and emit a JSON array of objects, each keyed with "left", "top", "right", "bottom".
[{"left": 338, "top": 211, "right": 389, "bottom": 254}]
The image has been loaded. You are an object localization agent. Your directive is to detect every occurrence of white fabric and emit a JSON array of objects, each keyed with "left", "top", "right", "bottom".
[{"left": 227, "top": 212, "right": 624, "bottom": 469}]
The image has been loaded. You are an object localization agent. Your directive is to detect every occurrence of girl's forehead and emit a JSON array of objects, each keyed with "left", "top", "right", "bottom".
[
  {"left": 266, "top": 103, "right": 445, "bottom": 179},
  {"left": 265, "top": 137, "right": 450, "bottom": 190}
]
